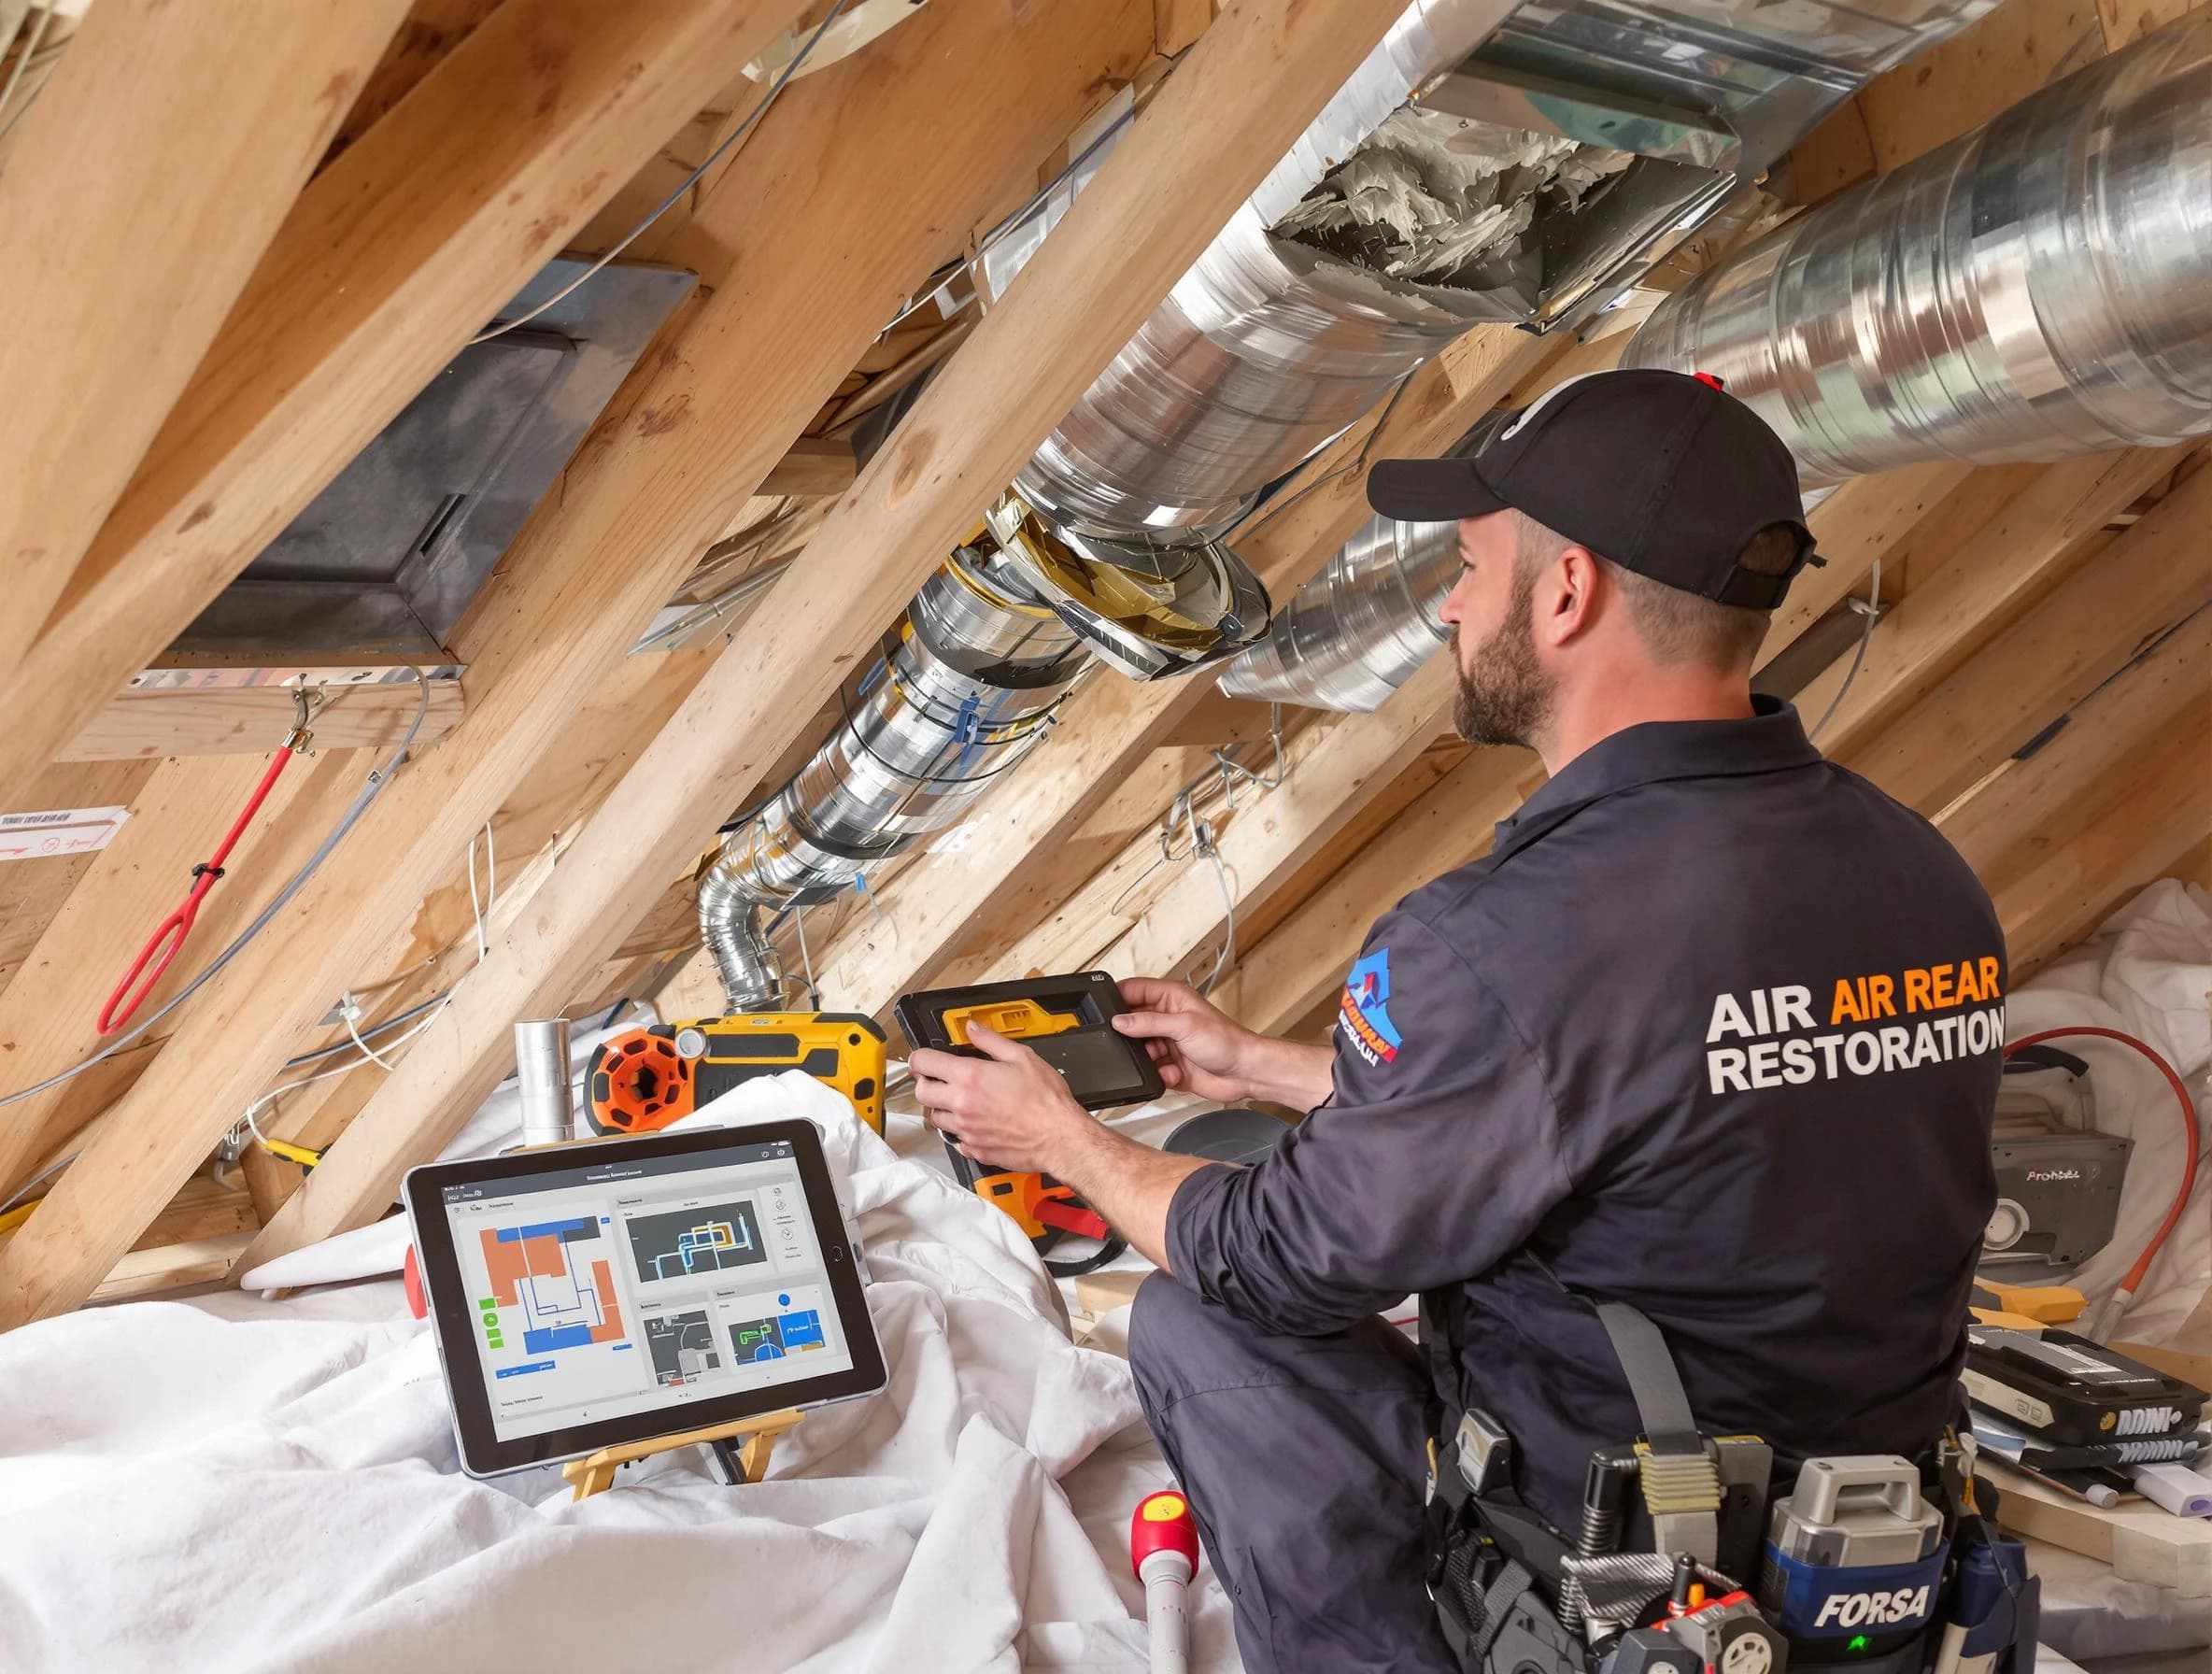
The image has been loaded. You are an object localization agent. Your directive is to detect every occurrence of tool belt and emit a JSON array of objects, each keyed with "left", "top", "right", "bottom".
[{"left": 1420, "top": 1274, "right": 2038, "bottom": 1674}]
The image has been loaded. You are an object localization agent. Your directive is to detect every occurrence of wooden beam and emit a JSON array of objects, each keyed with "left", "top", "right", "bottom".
[
  {"left": 1940, "top": 614, "right": 2210, "bottom": 973},
  {"left": 59, "top": 679, "right": 465, "bottom": 762},
  {"left": 2096, "top": 0, "right": 2201, "bottom": 49},
  {"left": 239, "top": 0, "right": 1488, "bottom": 1275},
  {"left": 0, "top": 0, "right": 808, "bottom": 802},
  {"left": 759, "top": 436, "right": 858, "bottom": 499},
  {"left": 0, "top": 0, "right": 1166, "bottom": 1325},
  {"left": 0, "top": 0, "right": 410, "bottom": 697},
  {"left": 1850, "top": 461, "right": 2212, "bottom": 815},
  {"left": 0, "top": 759, "right": 157, "bottom": 992},
  {"left": 816, "top": 322, "right": 1566, "bottom": 1015},
  {"left": 981, "top": 657, "right": 1455, "bottom": 988},
  {"left": 1804, "top": 447, "right": 2191, "bottom": 759}
]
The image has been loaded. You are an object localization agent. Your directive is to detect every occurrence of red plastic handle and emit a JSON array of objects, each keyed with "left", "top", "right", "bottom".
[{"left": 1130, "top": 1488, "right": 1199, "bottom": 1577}]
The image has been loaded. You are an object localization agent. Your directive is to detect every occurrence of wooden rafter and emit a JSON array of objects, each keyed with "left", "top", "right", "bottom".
[
  {"left": 0, "top": 0, "right": 811, "bottom": 802},
  {"left": 233, "top": 0, "right": 1510, "bottom": 1276},
  {"left": 0, "top": 0, "right": 1175, "bottom": 1325},
  {"left": 0, "top": 0, "right": 411, "bottom": 718}
]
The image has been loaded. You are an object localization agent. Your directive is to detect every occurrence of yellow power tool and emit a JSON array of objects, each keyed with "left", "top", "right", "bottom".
[{"left": 586, "top": 1013, "right": 886, "bottom": 1136}]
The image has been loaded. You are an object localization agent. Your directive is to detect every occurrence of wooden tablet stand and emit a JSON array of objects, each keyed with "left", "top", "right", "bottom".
[{"left": 560, "top": 1407, "right": 803, "bottom": 1501}]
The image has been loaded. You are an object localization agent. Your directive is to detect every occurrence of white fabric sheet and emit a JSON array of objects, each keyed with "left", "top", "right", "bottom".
[{"left": 0, "top": 1075, "right": 1239, "bottom": 1673}]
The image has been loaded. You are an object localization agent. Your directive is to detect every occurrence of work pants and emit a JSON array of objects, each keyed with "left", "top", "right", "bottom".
[{"left": 1128, "top": 1272, "right": 1460, "bottom": 1674}]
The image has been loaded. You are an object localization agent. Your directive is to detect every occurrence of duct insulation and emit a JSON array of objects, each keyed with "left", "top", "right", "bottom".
[{"left": 1625, "top": 12, "right": 2212, "bottom": 481}]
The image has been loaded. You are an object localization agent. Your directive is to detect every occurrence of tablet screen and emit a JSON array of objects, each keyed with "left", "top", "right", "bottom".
[{"left": 432, "top": 1132, "right": 859, "bottom": 1443}]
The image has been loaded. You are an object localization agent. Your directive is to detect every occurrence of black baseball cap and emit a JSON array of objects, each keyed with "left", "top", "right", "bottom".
[{"left": 1366, "top": 368, "right": 1819, "bottom": 609}]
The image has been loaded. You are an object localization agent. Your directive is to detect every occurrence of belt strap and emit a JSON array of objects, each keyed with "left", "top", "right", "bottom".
[{"left": 1591, "top": 1299, "right": 1700, "bottom": 1456}]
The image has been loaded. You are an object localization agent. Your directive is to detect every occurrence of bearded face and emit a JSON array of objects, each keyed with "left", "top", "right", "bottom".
[{"left": 1452, "top": 557, "right": 1554, "bottom": 748}]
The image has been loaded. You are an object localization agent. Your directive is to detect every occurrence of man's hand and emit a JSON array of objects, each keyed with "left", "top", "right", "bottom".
[
  {"left": 909, "top": 1022, "right": 1096, "bottom": 1177},
  {"left": 1114, "top": 977, "right": 1336, "bottom": 1112}
]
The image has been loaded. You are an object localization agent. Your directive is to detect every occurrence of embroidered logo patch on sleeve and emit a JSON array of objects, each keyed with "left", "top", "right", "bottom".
[{"left": 1339, "top": 949, "right": 1402, "bottom": 1066}]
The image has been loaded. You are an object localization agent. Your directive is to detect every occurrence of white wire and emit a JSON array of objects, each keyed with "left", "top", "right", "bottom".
[
  {"left": 242, "top": 999, "right": 454, "bottom": 1156},
  {"left": 343, "top": 1005, "right": 400, "bottom": 1072},
  {"left": 465, "top": 820, "right": 497, "bottom": 964},
  {"left": 468, "top": 0, "right": 851, "bottom": 348},
  {"left": 1808, "top": 558, "right": 1882, "bottom": 745}
]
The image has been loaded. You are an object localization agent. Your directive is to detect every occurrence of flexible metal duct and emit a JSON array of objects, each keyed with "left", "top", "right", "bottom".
[
  {"left": 1624, "top": 13, "right": 2212, "bottom": 481},
  {"left": 1218, "top": 516, "right": 1461, "bottom": 710},
  {"left": 700, "top": 546, "right": 1087, "bottom": 1006}
]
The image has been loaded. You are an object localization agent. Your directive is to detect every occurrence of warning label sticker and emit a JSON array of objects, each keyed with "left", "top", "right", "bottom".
[{"left": 0, "top": 805, "right": 132, "bottom": 862}]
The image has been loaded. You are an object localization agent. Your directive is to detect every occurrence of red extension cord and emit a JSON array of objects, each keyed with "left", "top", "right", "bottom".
[
  {"left": 96, "top": 745, "right": 297, "bottom": 1035},
  {"left": 2005, "top": 1026, "right": 2203, "bottom": 1330}
]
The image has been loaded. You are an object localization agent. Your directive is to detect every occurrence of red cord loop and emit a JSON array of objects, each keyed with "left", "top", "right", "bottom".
[{"left": 95, "top": 746, "right": 295, "bottom": 1036}]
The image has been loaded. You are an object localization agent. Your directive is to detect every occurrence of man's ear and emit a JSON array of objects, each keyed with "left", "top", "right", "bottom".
[{"left": 1538, "top": 545, "right": 1604, "bottom": 646}]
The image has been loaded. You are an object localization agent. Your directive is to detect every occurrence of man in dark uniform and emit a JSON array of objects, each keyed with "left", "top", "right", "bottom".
[{"left": 911, "top": 370, "right": 2004, "bottom": 1673}]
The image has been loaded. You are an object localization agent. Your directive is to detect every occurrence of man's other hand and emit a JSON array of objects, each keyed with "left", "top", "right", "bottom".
[
  {"left": 1113, "top": 977, "right": 1267, "bottom": 1103},
  {"left": 910, "top": 1022, "right": 1095, "bottom": 1177}
]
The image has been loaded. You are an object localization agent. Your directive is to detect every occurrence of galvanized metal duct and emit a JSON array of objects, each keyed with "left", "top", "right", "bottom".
[
  {"left": 1624, "top": 13, "right": 2212, "bottom": 481},
  {"left": 1012, "top": 0, "right": 1534, "bottom": 543},
  {"left": 1219, "top": 516, "right": 1461, "bottom": 711},
  {"left": 698, "top": 0, "right": 1519, "bottom": 1006}
]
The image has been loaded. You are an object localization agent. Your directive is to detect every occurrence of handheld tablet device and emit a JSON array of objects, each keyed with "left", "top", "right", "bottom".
[
  {"left": 893, "top": 972, "right": 1165, "bottom": 1111},
  {"left": 403, "top": 1120, "right": 886, "bottom": 1478}
]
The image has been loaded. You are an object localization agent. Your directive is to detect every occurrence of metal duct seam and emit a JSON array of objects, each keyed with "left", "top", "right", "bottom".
[{"left": 1624, "top": 12, "right": 2212, "bottom": 481}]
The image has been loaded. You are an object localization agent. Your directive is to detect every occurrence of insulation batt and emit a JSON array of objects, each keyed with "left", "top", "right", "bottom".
[{"left": 1272, "top": 106, "right": 1631, "bottom": 284}]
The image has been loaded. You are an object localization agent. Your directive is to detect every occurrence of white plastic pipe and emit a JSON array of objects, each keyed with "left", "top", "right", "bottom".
[{"left": 1139, "top": 1548, "right": 1194, "bottom": 1674}]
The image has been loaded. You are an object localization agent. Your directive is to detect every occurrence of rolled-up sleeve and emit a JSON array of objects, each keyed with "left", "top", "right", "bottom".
[{"left": 1166, "top": 912, "right": 1571, "bottom": 1336}]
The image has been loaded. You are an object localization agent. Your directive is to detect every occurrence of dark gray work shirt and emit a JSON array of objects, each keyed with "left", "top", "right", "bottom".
[{"left": 1167, "top": 698, "right": 2003, "bottom": 1530}]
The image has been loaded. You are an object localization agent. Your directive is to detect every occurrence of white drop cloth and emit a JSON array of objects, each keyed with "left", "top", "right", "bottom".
[
  {"left": 5, "top": 878, "right": 2203, "bottom": 1671},
  {"left": 2006, "top": 878, "right": 2212, "bottom": 1344},
  {"left": 0, "top": 1074, "right": 1241, "bottom": 1673}
]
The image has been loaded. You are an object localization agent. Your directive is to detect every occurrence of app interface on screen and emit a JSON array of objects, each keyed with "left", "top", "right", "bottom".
[{"left": 437, "top": 1138, "right": 856, "bottom": 1441}]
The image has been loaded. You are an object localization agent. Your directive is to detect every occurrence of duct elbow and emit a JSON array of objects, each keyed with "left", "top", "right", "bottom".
[{"left": 698, "top": 852, "right": 784, "bottom": 1014}]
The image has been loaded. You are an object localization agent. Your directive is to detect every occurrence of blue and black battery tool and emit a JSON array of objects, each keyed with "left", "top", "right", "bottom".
[{"left": 1757, "top": 1457, "right": 1945, "bottom": 1664}]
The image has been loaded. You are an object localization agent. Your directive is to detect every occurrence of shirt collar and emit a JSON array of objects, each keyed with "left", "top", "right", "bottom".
[{"left": 1493, "top": 696, "right": 1821, "bottom": 858}]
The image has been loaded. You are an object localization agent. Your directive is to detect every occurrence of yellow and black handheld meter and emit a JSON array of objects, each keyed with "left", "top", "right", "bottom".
[
  {"left": 585, "top": 1013, "right": 886, "bottom": 1137},
  {"left": 895, "top": 972, "right": 1160, "bottom": 1276}
]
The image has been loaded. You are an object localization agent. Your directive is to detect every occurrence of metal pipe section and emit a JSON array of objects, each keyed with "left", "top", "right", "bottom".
[
  {"left": 1218, "top": 517, "right": 1462, "bottom": 710},
  {"left": 697, "top": 0, "right": 1512, "bottom": 1007},
  {"left": 513, "top": 1018, "right": 575, "bottom": 1148},
  {"left": 1624, "top": 13, "right": 2212, "bottom": 481}
]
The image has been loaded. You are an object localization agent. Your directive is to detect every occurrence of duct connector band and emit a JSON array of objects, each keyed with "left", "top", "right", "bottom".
[
  {"left": 1218, "top": 515, "right": 1462, "bottom": 711},
  {"left": 1624, "top": 12, "right": 2212, "bottom": 480},
  {"left": 985, "top": 488, "right": 1272, "bottom": 682}
]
